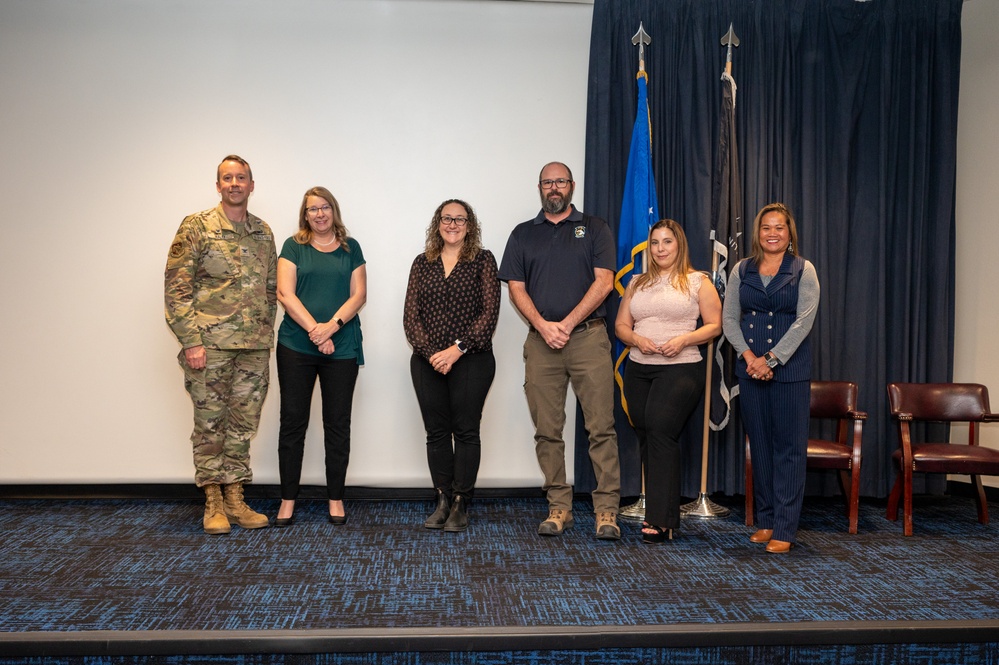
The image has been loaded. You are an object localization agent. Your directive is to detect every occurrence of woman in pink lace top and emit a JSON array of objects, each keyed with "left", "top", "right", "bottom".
[{"left": 614, "top": 219, "right": 722, "bottom": 543}]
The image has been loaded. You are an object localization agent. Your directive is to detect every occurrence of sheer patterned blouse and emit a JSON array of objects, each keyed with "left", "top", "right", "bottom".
[{"left": 403, "top": 249, "right": 500, "bottom": 360}]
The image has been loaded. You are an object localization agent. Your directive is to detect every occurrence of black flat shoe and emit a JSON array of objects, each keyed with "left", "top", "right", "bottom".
[
  {"left": 328, "top": 514, "right": 347, "bottom": 525},
  {"left": 274, "top": 516, "right": 294, "bottom": 527},
  {"left": 641, "top": 524, "right": 673, "bottom": 544}
]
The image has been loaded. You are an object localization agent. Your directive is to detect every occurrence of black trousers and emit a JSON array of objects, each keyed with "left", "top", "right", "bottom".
[
  {"left": 410, "top": 351, "right": 495, "bottom": 500},
  {"left": 276, "top": 343, "right": 359, "bottom": 501},
  {"left": 623, "top": 360, "right": 704, "bottom": 529}
]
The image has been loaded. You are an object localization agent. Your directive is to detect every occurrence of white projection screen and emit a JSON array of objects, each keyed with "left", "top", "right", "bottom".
[{"left": 0, "top": 0, "right": 595, "bottom": 487}]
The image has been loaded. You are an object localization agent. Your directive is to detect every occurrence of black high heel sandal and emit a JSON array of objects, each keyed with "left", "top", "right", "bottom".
[{"left": 641, "top": 524, "right": 673, "bottom": 544}]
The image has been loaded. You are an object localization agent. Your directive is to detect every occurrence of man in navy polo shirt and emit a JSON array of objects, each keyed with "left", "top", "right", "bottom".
[{"left": 498, "top": 161, "right": 621, "bottom": 540}]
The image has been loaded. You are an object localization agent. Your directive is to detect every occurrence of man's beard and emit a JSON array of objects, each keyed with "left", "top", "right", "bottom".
[{"left": 541, "top": 188, "right": 573, "bottom": 215}]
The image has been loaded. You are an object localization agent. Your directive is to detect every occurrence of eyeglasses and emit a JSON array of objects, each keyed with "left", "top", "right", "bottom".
[
  {"left": 440, "top": 215, "right": 468, "bottom": 227},
  {"left": 306, "top": 204, "right": 333, "bottom": 216},
  {"left": 539, "top": 178, "right": 572, "bottom": 190}
]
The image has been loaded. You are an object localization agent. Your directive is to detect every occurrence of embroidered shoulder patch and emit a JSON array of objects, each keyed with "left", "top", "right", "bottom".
[{"left": 169, "top": 242, "right": 185, "bottom": 259}]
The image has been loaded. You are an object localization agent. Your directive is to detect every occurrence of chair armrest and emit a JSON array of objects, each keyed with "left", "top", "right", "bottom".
[{"left": 983, "top": 413, "right": 999, "bottom": 423}]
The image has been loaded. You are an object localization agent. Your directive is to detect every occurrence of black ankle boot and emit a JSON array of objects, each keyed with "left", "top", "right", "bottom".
[
  {"left": 424, "top": 489, "right": 450, "bottom": 529},
  {"left": 443, "top": 495, "right": 468, "bottom": 532}
]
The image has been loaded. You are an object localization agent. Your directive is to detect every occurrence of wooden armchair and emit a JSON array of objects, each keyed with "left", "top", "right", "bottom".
[
  {"left": 746, "top": 380, "right": 867, "bottom": 533},
  {"left": 886, "top": 382, "right": 999, "bottom": 536}
]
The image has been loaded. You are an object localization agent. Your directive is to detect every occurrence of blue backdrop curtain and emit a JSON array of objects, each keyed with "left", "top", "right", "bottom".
[{"left": 575, "top": 0, "right": 961, "bottom": 500}]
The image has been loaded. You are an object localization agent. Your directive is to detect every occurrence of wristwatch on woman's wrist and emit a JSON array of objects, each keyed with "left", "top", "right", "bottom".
[
  {"left": 455, "top": 340, "right": 468, "bottom": 354},
  {"left": 764, "top": 352, "right": 779, "bottom": 369},
  {"left": 334, "top": 317, "right": 345, "bottom": 329}
]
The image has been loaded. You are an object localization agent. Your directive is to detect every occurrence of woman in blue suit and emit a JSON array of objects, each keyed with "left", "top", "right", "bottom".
[{"left": 722, "top": 203, "right": 819, "bottom": 553}]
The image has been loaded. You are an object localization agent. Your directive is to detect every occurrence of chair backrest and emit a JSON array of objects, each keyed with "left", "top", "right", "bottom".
[
  {"left": 809, "top": 380, "right": 858, "bottom": 419},
  {"left": 887, "top": 382, "right": 991, "bottom": 422}
]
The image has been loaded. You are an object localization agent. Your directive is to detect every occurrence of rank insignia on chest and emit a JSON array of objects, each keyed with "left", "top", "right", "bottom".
[{"left": 574, "top": 225, "right": 586, "bottom": 238}]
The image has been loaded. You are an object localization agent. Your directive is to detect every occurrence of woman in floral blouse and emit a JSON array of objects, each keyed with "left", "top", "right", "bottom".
[{"left": 403, "top": 199, "right": 500, "bottom": 532}]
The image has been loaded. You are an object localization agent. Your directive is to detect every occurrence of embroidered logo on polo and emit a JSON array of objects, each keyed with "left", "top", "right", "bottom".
[{"left": 574, "top": 225, "right": 586, "bottom": 238}]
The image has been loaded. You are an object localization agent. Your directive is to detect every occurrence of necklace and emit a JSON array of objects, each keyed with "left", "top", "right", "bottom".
[{"left": 313, "top": 235, "right": 338, "bottom": 247}]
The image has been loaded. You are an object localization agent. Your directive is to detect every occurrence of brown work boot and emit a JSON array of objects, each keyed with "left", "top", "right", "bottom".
[
  {"left": 223, "top": 482, "right": 269, "bottom": 529},
  {"left": 595, "top": 511, "right": 621, "bottom": 541},
  {"left": 203, "top": 484, "right": 231, "bottom": 535},
  {"left": 538, "top": 508, "right": 574, "bottom": 536}
]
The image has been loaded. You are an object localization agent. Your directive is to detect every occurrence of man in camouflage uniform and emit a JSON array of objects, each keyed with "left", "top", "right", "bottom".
[{"left": 165, "top": 155, "right": 277, "bottom": 534}]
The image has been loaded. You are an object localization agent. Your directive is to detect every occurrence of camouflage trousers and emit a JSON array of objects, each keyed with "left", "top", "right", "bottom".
[{"left": 180, "top": 348, "right": 271, "bottom": 487}]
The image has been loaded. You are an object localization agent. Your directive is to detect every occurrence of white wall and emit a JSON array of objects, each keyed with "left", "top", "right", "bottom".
[
  {"left": 0, "top": 0, "right": 593, "bottom": 487},
  {"left": 954, "top": 0, "right": 999, "bottom": 488}
]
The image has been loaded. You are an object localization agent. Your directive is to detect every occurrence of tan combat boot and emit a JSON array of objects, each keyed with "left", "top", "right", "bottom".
[
  {"left": 223, "top": 481, "right": 270, "bottom": 529},
  {"left": 203, "top": 484, "right": 231, "bottom": 535}
]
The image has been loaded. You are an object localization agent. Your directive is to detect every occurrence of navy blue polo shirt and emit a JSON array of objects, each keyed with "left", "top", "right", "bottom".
[{"left": 498, "top": 205, "right": 616, "bottom": 321}]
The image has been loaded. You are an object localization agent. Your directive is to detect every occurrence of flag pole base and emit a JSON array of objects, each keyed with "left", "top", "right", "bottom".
[
  {"left": 618, "top": 494, "right": 646, "bottom": 522},
  {"left": 680, "top": 493, "right": 730, "bottom": 519}
]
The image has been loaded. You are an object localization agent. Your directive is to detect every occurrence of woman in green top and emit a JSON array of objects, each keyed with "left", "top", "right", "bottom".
[{"left": 273, "top": 186, "right": 366, "bottom": 527}]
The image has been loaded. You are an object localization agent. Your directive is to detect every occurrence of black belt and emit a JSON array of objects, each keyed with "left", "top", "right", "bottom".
[
  {"left": 530, "top": 317, "right": 604, "bottom": 335},
  {"left": 571, "top": 318, "right": 605, "bottom": 334}
]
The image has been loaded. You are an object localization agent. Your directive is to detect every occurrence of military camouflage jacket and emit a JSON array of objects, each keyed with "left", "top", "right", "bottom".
[{"left": 165, "top": 204, "right": 278, "bottom": 350}]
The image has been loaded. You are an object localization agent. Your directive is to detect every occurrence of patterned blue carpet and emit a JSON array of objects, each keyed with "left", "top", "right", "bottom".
[{"left": 0, "top": 493, "right": 997, "bottom": 636}]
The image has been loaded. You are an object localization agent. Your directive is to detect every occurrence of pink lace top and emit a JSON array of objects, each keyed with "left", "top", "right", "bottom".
[{"left": 627, "top": 271, "right": 704, "bottom": 366}]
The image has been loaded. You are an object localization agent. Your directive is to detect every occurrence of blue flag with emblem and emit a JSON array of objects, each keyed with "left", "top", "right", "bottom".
[{"left": 614, "top": 70, "right": 659, "bottom": 408}]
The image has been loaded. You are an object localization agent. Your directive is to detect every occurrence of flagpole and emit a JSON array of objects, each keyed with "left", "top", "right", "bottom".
[
  {"left": 681, "top": 233, "right": 729, "bottom": 519},
  {"left": 618, "top": 21, "right": 654, "bottom": 524},
  {"left": 681, "top": 24, "right": 741, "bottom": 520}
]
